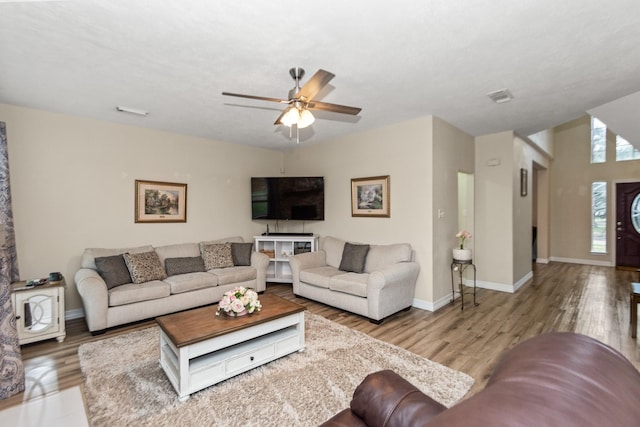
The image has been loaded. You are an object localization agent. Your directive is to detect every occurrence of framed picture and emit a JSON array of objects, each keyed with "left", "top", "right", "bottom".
[
  {"left": 351, "top": 175, "right": 390, "bottom": 217},
  {"left": 520, "top": 168, "right": 528, "bottom": 197},
  {"left": 135, "top": 180, "right": 187, "bottom": 223}
]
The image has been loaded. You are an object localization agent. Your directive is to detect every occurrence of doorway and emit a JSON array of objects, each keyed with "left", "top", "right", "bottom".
[
  {"left": 457, "top": 172, "right": 474, "bottom": 252},
  {"left": 616, "top": 182, "right": 640, "bottom": 269}
]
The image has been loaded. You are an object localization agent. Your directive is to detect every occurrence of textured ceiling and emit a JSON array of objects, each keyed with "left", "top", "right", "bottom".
[{"left": 1, "top": 0, "right": 640, "bottom": 150}]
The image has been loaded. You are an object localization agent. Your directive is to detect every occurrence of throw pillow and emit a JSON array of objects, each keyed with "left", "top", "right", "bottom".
[
  {"left": 95, "top": 254, "right": 132, "bottom": 289},
  {"left": 164, "top": 256, "right": 206, "bottom": 276},
  {"left": 231, "top": 242, "right": 253, "bottom": 266},
  {"left": 339, "top": 242, "right": 371, "bottom": 273},
  {"left": 123, "top": 251, "right": 167, "bottom": 284},
  {"left": 201, "top": 243, "right": 234, "bottom": 270}
]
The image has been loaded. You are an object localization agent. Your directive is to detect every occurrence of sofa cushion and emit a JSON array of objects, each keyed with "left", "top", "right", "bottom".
[
  {"left": 82, "top": 245, "right": 154, "bottom": 270},
  {"left": 299, "top": 266, "right": 345, "bottom": 289},
  {"left": 164, "top": 272, "right": 217, "bottom": 294},
  {"left": 339, "top": 243, "right": 370, "bottom": 273},
  {"left": 123, "top": 251, "right": 168, "bottom": 284},
  {"left": 201, "top": 243, "right": 234, "bottom": 269},
  {"left": 231, "top": 242, "right": 253, "bottom": 266},
  {"left": 94, "top": 254, "right": 132, "bottom": 289},
  {"left": 154, "top": 242, "right": 200, "bottom": 267},
  {"left": 329, "top": 273, "right": 369, "bottom": 297},
  {"left": 211, "top": 266, "right": 256, "bottom": 286},
  {"left": 164, "top": 256, "right": 206, "bottom": 276},
  {"left": 365, "top": 243, "right": 413, "bottom": 272},
  {"left": 108, "top": 280, "right": 170, "bottom": 306}
]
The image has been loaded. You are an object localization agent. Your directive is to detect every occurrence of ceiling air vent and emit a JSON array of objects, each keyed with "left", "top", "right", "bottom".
[{"left": 487, "top": 89, "right": 513, "bottom": 104}]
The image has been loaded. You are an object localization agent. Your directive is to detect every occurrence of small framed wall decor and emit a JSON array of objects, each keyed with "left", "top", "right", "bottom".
[
  {"left": 135, "top": 180, "right": 187, "bottom": 223},
  {"left": 520, "top": 168, "right": 528, "bottom": 197},
  {"left": 351, "top": 175, "right": 390, "bottom": 217}
]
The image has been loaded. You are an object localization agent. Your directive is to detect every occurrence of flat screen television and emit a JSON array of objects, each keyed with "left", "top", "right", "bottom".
[{"left": 251, "top": 177, "right": 324, "bottom": 220}]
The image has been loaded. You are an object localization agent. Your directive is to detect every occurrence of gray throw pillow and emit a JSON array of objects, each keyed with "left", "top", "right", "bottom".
[
  {"left": 165, "top": 256, "right": 206, "bottom": 276},
  {"left": 339, "top": 243, "right": 370, "bottom": 273},
  {"left": 123, "top": 251, "right": 168, "bottom": 284},
  {"left": 95, "top": 255, "right": 132, "bottom": 289},
  {"left": 231, "top": 242, "right": 253, "bottom": 266}
]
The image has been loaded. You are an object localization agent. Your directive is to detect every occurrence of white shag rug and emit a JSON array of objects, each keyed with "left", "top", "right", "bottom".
[{"left": 79, "top": 312, "right": 473, "bottom": 426}]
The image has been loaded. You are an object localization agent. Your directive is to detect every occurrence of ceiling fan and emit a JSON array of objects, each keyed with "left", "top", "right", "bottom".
[{"left": 222, "top": 68, "right": 361, "bottom": 143}]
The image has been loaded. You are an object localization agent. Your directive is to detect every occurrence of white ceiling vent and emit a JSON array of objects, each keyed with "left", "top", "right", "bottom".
[{"left": 488, "top": 89, "right": 513, "bottom": 104}]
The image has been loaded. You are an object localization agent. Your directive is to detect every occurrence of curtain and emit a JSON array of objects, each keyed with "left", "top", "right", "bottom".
[{"left": 0, "top": 121, "right": 24, "bottom": 400}]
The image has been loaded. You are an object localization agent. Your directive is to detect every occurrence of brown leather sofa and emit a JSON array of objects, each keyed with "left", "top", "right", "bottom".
[{"left": 320, "top": 332, "right": 640, "bottom": 427}]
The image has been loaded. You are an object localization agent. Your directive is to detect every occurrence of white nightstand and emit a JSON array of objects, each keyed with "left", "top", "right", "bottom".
[{"left": 10, "top": 279, "right": 66, "bottom": 345}]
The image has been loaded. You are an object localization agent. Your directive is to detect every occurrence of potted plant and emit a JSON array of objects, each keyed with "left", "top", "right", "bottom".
[
  {"left": 453, "top": 230, "right": 472, "bottom": 261},
  {"left": 216, "top": 286, "right": 262, "bottom": 317}
]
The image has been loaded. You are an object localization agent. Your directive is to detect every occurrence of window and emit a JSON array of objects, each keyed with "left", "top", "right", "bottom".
[
  {"left": 591, "top": 181, "right": 607, "bottom": 253},
  {"left": 591, "top": 117, "right": 606, "bottom": 163},
  {"left": 615, "top": 135, "right": 640, "bottom": 161},
  {"left": 633, "top": 193, "right": 640, "bottom": 234}
]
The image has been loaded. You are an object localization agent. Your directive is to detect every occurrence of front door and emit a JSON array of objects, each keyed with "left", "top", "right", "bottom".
[{"left": 616, "top": 182, "right": 640, "bottom": 268}]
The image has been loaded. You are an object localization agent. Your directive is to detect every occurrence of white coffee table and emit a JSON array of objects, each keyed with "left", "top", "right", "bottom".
[{"left": 156, "top": 294, "right": 305, "bottom": 401}]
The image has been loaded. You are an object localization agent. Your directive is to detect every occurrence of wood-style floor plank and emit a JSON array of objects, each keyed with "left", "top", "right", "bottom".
[{"left": 1, "top": 262, "right": 639, "bottom": 410}]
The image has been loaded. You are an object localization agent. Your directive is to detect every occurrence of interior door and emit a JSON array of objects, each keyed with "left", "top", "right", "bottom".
[{"left": 616, "top": 182, "right": 640, "bottom": 268}]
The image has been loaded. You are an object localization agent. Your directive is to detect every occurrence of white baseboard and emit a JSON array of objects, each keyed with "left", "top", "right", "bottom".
[
  {"left": 536, "top": 258, "right": 549, "bottom": 264},
  {"left": 475, "top": 279, "right": 514, "bottom": 293},
  {"left": 549, "top": 256, "right": 613, "bottom": 267},
  {"left": 412, "top": 297, "right": 435, "bottom": 312},
  {"left": 513, "top": 271, "right": 533, "bottom": 292}
]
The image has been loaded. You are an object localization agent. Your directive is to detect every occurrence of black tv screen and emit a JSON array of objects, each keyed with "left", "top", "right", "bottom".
[{"left": 251, "top": 177, "right": 324, "bottom": 220}]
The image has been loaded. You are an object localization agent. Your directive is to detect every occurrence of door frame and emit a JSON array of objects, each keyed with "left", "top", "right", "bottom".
[{"left": 612, "top": 178, "right": 640, "bottom": 267}]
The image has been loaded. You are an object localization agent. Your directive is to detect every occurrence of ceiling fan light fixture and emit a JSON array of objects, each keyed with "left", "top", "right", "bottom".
[
  {"left": 297, "top": 109, "right": 315, "bottom": 128},
  {"left": 281, "top": 108, "right": 299, "bottom": 127}
]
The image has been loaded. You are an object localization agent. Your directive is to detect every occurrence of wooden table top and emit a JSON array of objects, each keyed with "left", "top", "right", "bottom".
[{"left": 156, "top": 293, "right": 306, "bottom": 347}]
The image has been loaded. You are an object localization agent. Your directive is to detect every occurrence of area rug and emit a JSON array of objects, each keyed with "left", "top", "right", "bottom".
[{"left": 78, "top": 313, "right": 474, "bottom": 427}]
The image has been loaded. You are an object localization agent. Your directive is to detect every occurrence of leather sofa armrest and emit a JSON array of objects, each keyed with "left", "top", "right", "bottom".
[
  {"left": 74, "top": 268, "right": 109, "bottom": 332},
  {"left": 319, "top": 409, "right": 368, "bottom": 427},
  {"left": 350, "top": 370, "right": 446, "bottom": 427}
]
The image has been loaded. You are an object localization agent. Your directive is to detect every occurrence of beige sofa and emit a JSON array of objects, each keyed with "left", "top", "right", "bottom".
[
  {"left": 289, "top": 236, "right": 419, "bottom": 323},
  {"left": 75, "top": 236, "right": 269, "bottom": 333}
]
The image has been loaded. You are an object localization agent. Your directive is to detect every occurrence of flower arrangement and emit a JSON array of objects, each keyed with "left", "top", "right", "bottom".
[
  {"left": 216, "top": 286, "right": 262, "bottom": 317},
  {"left": 455, "top": 230, "right": 472, "bottom": 249}
]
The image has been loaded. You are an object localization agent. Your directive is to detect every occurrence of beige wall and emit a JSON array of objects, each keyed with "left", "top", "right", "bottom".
[
  {"left": 283, "top": 117, "right": 437, "bottom": 305},
  {"left": 1, "top": 104, "right": 283, "bottom": 313},
  {"left": 432, "top": 118, "right": 475, "bottom": 305},
  {"left": 527, "top": 129, "right": 554, "bottom": 158},
  {"left": 4, "top": 100, "right": 564, "bottom": 316},
  {"left": 551, "top": 115, "right": 640, "bottom": 265},
  {"left": 282, "top": 116, "right": 474, "bottom": 309},
  {"left": 475, "top": 131, "right": 515, "bottom": 287},
  {"left": 475, "top": 132, "right": 550, "bottom": 290}
]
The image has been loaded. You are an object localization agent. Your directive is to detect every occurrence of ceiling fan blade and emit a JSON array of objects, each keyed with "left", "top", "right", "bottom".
[
  {"left": 307, "top": 100, "right": 361, "bottom": 115},
  {"left": 294, "top": 69, "right": 335, "bottom": 100},
  {"left": 222, "top": 92, "right": 289, "bottom": 104}
]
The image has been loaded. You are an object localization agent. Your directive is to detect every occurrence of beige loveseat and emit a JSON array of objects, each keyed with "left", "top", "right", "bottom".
[
  {"left": 289, "top": 236, "right": 419, "bottom": 323},
  {"left": 75, "top": 236, "right": 269, "bottom": 333}
]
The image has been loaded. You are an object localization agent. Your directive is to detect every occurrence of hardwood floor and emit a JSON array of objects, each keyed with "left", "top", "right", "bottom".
[{"left": 2, "top": 261, "right": 639, "bottom": 411}]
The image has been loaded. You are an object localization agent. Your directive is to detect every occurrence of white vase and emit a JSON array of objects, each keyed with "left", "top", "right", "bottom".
[{"left": 453, "top": 248, "right": 472, "bottom": 261}]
